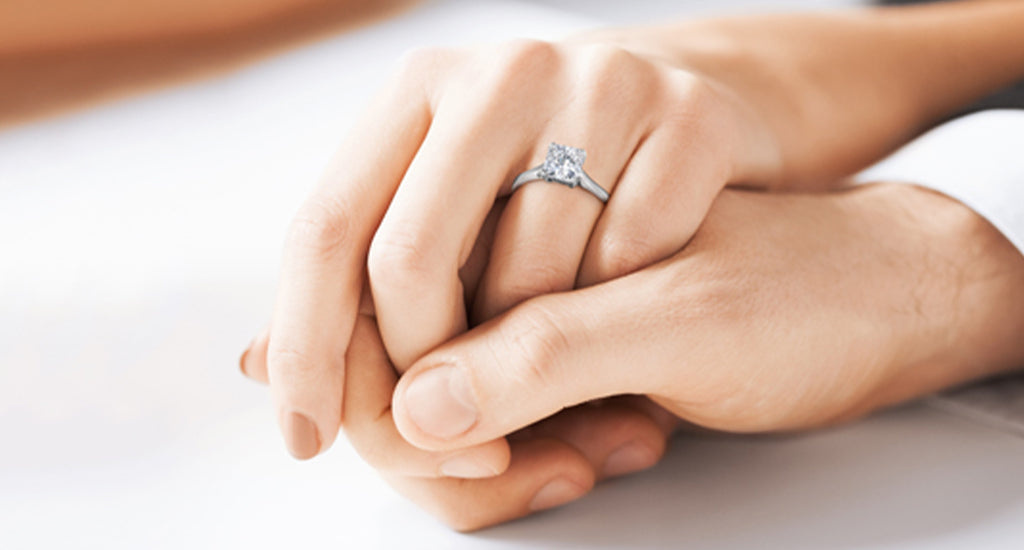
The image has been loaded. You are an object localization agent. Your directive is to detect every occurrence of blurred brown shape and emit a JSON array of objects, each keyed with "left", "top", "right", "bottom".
[{"left": 0, "top": 0, "right": 415, "bottom": 128}]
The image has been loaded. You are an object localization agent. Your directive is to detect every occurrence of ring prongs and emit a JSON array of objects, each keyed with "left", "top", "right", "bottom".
[{"left": 539, "top": 142, "right": 587, "bottom": 188}]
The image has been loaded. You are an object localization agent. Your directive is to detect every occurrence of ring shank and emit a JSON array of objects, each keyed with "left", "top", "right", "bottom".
[
  {"left": 509, "top": 165, "right": 609, "bottom": 203},
  {"left": 578, "top": 172, "right": 610, "bottom": 202}
]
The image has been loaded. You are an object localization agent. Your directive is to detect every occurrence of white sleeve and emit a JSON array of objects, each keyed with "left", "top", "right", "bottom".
[{"left": 857, "top": 109, "right": 1024, "bottom": 255}]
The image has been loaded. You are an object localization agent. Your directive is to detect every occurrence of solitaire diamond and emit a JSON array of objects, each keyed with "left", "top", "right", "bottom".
[{"left": 540, "top": 143, "right": 587, "bottom": 186}]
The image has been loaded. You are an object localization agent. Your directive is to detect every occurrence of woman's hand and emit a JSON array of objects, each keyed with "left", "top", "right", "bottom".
[
  {"left": 248, "top": 37, "right": 782, "bottom": 459},
  {"left": 242, "top": 188, "right": 683, "bottom": 529}
]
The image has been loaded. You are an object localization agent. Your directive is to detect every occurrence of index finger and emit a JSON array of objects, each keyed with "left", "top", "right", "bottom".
[{"left": 265, "top": 57, "right": 435, "bottom": 460}]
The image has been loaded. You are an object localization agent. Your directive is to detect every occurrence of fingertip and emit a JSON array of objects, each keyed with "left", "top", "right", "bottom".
[
  {"left": 239, "top": 329, "right": 270, "bottom": 384},
  {"left": 266, "top": 336, "right": 346, "bottom": 460},
  {"left": 239, "top": 347, "right": 250, "bottom": 377}
]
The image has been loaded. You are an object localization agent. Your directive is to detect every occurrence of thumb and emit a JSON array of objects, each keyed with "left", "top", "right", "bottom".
[{"left": 391, "top": 275, "right": 659, "bottom": 452}]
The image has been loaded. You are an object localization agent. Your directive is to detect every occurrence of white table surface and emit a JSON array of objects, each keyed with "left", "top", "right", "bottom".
[{"left": 2, "top": 1, "right": 1023, "bottom": 548}]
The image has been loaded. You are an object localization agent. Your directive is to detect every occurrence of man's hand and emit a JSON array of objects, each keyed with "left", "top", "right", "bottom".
[
  {"left": 390, "top": 183, "right": 1024, "bottom": 456},
  {"left": 243, "top": 182, "right": 1024, "bottom": 530}
]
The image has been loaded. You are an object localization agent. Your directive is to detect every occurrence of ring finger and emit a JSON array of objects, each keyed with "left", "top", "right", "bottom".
[{"left": 472, "top": 52, "right": 659, "bottom": 321}]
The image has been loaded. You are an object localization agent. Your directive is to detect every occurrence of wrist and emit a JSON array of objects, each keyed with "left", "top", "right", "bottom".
[{"left": 866, "top": 183, "right": 1024, "bottom": 410}]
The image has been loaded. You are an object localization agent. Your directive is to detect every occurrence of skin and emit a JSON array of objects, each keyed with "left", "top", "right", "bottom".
[
  {"left": 257, "top": 36, "right": 780, "bottom": 462},
  {"left": 242, "top": 1, "right": 1024, "bottom": 465},
  {"left": 232, "top": 0, "right": 1024, "bottom": 530},
  {"left": 0, "top": 0, "right": 380, "bottom": 55},
  {"left": 234, "top": 0, "right": 1024, "bottom": 531},
  {"left": 11, "top": 0, "right": 1024, "bottom": 533},
  {"left": 242, "top": 183, "right": 1024, "bottom": 530}
]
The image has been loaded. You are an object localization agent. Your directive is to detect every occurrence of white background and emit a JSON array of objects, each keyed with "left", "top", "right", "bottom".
[{"left": 3, "top": 1, "right": 1023, "bottom": 548}]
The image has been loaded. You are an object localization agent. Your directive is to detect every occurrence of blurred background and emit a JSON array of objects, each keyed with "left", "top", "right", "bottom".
[
  {"left": 0, "top": 0, "right": 851, "bottom": 128},
  {"left": 6, "top": 1, "right": 1024, "bottom": 549}
]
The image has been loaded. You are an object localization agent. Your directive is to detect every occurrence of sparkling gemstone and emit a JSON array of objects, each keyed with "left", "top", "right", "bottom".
[{"left": 541, "top": 143, "right": 586, "bottom": 185}]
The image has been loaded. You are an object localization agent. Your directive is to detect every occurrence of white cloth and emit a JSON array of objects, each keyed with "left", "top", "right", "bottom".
[
  {"left": 859, "top": 109, "right": 1024, "bottom": 443},
  {"left": 859, "top": 109, "right": 1024, "bottom": 256}
]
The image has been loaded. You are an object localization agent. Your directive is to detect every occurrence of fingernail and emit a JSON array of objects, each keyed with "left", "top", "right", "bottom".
[
  {"left": 404, "top": 365, "right": 478, "bottom": 440},
  {"left": 601, "top": 441, "right": 657, "bottom": 478},
  {"left": 439, "top": 455, "right": 499, "bottom": 479},
  {"left": 529, "top": 478, "right": 586, "bottom": 511},
  {"left": 239, "top": 348, "right": 250, "bottom": 376},
  {"left": 284, "top": 412, "right": 321, "bottom": 460}
]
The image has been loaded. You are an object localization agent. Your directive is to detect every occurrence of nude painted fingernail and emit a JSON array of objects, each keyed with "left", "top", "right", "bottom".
[
  {"left": 529, "top": 478, "right": 586, "bottom": 511},
  {"left": 601, "top": 441, "right": 657, "bottom": 478},
  {"left": 439, "top": 455, "right": 499, "bottom": 479},
  {"left": 284, "top": 412, "right": 321, "bottom": 460},
  {"left": 404, "top": 365, "right": 478, "bottom": 440}
]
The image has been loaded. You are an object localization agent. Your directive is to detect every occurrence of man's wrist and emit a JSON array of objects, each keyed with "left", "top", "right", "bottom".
[{"left": 869, "top": 183, "right": 1024, "bottom": 411}]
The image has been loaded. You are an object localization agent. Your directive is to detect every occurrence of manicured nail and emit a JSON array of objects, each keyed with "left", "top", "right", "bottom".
[
  {"left": 439, "top": 455, "right": 499, "bottom": 479},
  {"left": 404, "top": 365, "right": 478, "bottom": 440},
  {"left": 529, "top": 478, "right": 586, "bottom": 511},
  {"left": 284, "top": 412, "right": 321, "bottom": 460},
  {"left": 601, "top": 441, "right": 657, "bottom": 478}
]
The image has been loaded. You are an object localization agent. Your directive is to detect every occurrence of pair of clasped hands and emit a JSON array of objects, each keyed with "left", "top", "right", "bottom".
[{"left": 238, "top": 17, "right": 1024, "bottom": 531}]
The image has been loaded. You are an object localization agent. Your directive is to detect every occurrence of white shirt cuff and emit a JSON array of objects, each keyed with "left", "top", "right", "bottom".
[{"left": 857, "top": 109, "right": 1024, "bottom": 256}]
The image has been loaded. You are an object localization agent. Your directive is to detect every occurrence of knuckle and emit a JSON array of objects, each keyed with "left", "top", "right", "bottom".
[
  {"left": 266, "top": 344, "right": 320, "bottom": 379},
  {"left": 392, "top": 46, "right": 461, "bottom": 105},
  {"left": 366, "top": 228, "right": 436, "bottom": 289},
  {"left": 286, "top": 197, "right": 354, "bottom": 259},
  {"left": 577, "top": 44, "right": 652, "bottom": 99},
  {"left": 594, "top": 234, "right": 655, "bottom": 280},
  {"left": 682, "top": 71, "right": 715, "bottom": 99},
  {"left": 495, "top": 39, "right": 560, "bottom": 74},
  {"left": 582, "top": 43, "right": 633, "bottom": 78},
  {"left": 479, "top": 39, "right": 560, "bottom": 94},
  {"left": 394, "top": 45, "right": 450, "bottom": 83},
  {"left": 497, "top": 302, "right": 575, "bottom": 388},
  {"left": 664, "top": 73, "right": 728, "bottom": 130}
]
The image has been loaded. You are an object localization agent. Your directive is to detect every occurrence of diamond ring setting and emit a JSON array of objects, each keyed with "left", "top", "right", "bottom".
[{"left": 510, "top": 143, "right": 610, "bottom": 202}]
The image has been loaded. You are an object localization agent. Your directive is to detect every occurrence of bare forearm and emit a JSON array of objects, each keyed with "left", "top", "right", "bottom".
[
  {"left": 591, "top": 1, "right": 1024, "bottom": 187},
  {"left": 0, "top": 0, "right": 367, "bottom": 55}
]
